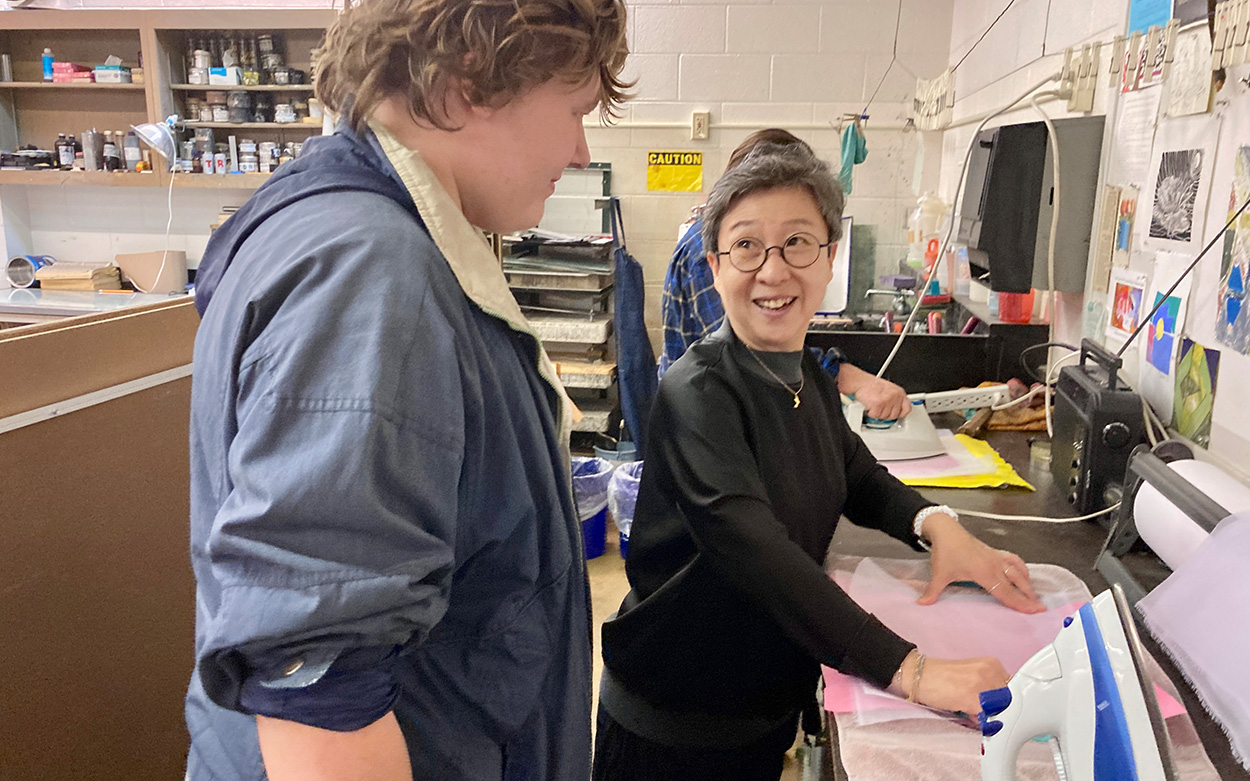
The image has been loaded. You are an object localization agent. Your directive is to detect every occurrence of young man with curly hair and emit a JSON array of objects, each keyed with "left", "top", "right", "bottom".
[{"left": 185, "top": 1, "right": 630, "bottom": 778}]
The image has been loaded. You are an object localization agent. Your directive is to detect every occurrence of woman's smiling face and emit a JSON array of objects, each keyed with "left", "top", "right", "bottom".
[{"left": 709, "top": 185, "right": 834, "bottom": 352}]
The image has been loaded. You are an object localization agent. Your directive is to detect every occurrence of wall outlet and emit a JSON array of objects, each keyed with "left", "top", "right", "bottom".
[{"left": 691, "top": 111, "right": 710, "bottom": 141}]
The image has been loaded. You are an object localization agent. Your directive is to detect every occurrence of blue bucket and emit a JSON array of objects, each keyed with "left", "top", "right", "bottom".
[{"left": 583, "top": 507, "right": 607, "bottom": 559}]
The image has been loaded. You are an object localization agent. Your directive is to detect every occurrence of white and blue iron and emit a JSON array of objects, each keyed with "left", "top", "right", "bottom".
[
  {"left": 980, "top": 585, "right": 1177, "bottom": 781},
  {"left": 843, "top": 384, "right": 1010, "bottom": 462}
]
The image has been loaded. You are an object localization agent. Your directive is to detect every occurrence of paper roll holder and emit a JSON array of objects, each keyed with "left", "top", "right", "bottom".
[{"left": 1095, "top": 442, "right": 1227, "bottom": 606}]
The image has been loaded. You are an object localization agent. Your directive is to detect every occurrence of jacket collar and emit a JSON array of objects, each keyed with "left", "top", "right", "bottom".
[{"left": 368, "top": 120, "right": 578, "bottom": 442}]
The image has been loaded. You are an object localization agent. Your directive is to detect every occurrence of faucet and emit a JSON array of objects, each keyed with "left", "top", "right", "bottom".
[{"left": 865, "top": 288, "right": 916, "bottom": 316}]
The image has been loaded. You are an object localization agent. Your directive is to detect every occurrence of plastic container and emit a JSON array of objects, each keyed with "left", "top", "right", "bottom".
[
  {"left": 572, "top": 457, "right": 613, "bottom": 560},
  {"left": 998, "top": 289, "right": 1035, "bottom": 324},
  {"left": 907, "top": 192, "right": 948, "bottom": 268},
  {"left": 607, "top": 460, "right": 644, "bottom": 559},
  {"left": 42, "top": 48, "right": 54, "bottom": 82},
  {"left": 593, "top": 440, "right": 637, "bottom": 467}
]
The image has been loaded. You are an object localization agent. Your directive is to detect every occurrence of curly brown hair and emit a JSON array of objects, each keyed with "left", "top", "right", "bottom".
[{"left": 315, "top": 0, "right": 631, "bottom": 133}]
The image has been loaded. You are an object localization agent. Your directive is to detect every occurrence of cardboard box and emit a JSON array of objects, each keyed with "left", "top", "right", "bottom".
[
  {"left": 114, "top": 250, "right": 187, "bottom": 294},
  {"left": 94, "top": 65, "right": 132, "bottom": 83},
  {"left": 208, "top": 66, "right": 243, "bottom": 86}
]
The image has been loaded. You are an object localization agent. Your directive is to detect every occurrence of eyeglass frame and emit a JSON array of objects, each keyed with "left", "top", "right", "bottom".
[{"left": 714, "top": 231, "right": 835, "bottom": 273}]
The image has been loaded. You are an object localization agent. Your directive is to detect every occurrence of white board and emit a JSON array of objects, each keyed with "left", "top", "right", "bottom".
[{"left": 817, "top": 216, "right": 853, "bottom": 314}]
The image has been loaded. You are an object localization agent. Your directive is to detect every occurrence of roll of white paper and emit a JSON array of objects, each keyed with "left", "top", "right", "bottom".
[{"left": 1134, "top": 459, "right": 1250, "bottom": 570}]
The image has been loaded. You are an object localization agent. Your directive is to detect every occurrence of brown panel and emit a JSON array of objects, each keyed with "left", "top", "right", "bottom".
[
  {"left": 0, "top": 299, "right": 198, "bottom": 420},
  {"left": 0, "top": 378, "right": 193, "bottom": 780}
]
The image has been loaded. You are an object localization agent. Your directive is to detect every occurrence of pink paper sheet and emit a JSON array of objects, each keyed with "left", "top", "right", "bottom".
[{"left": 822, "top": 558, "right": 1184, "bottom": 721}]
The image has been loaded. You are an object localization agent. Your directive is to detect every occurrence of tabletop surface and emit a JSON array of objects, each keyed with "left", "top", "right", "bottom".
[
  {"left": 0, "top": 288, "right": 182, "bottom": 317},
  {"left": 828, "top": 417, "right": 1247, "bottom": 780}
]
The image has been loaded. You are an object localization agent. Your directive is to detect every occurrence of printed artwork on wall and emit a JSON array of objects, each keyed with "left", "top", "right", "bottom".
[
  {"left": 1216, "top": 145, "right": 1250, "bottom": 354},
  {"left": 1107, "top": 267, "right": 1148, "bottom": 342},
  {"left": 1149, "top": 149, "right": 1204, "bottom": 242},
  {"left": 1141, "top": 113, "right": 1217, "bottom": 254},
  {"left": 1115, "top": 187, "right": 1139, "bottom": 266},
  {"left": 1137, "top": 251, "right": 1193, "bottom": 423},
  {"left": 1146, "top": 293, "right": 1180, "bottom": 372},
  {"left": 1174, "top": 337, "right": 1220, "bottom": 447}
]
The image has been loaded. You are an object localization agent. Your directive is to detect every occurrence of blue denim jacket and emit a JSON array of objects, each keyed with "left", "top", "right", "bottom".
[{"left": 186, "top": 124, "right": 591, "bottom": 780}]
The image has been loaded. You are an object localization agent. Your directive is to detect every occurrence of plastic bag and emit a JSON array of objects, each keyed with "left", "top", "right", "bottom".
[
  {"left": 571, "top": 457, "right": 613, "bottom": 522},
  {"left": 607, "top": 460, "right": 644, "bottom": 535}
]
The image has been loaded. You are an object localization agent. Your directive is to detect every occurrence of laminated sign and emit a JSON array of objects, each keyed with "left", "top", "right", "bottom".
[{"left": 647, "top": 151, "right": 703, "bottom": 192}]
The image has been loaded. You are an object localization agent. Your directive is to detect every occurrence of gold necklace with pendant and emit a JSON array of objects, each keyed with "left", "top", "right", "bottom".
[{"left": 743, "top": 345, "right": 804, "bottom": 408}]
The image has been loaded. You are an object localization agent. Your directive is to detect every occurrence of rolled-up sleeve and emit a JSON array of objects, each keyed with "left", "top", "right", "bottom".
[{"left": 193, "top": 220, "right": 466, "bottom": 720}]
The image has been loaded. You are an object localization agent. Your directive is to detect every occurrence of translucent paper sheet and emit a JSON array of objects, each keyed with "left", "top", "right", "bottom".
[{"left": 821, "top": 556, "right": 1219, "bottom": 780}]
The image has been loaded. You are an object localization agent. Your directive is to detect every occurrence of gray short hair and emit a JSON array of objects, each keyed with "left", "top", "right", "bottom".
[{"left": 701, "top": 143, "right": 845, "bottom": 254}]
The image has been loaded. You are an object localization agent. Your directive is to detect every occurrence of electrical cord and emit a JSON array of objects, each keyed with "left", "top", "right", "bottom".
[
  {"left": 876, "top": 72, "right": 1062, "bottom": 381},
  {"left": 951, "top": 0, "right": 1019, "bottom": 73},
  {"left": 1019, "top": 341, "right": 1078, "bottom": 382},
  {"left": 146, "top": 161, "right": 176, "bottom": 294},
  {"left": 950, "top": 502, "right": 1121, "bottom": 523},
  {"left": 1142, "top": 397, "right": 1159, "bottom": 447},
  {"left": 862, "top": 0, "right": 904, "bottom": 116}
]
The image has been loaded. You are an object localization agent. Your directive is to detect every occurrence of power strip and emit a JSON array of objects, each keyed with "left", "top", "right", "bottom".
[{"left": 909, "top": 384, "right": 1010, "bottom": 413}]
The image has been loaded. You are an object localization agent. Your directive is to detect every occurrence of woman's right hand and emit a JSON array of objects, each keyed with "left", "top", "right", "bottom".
[{"left": 898, "top": 652, "right": 1012, "bottom": 717}]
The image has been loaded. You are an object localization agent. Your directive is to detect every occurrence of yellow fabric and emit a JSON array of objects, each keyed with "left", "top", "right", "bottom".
[
  {"left": 368, "top": 120, "right": 579, "bottom": 442},
  {"left": 896, "top": 434, "right": 1035, "bottom": 490}
]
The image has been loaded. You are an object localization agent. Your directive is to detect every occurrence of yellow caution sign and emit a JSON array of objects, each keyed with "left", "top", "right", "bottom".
[{"left": 647, "top": 150, "right": 703, "bottom": 192}]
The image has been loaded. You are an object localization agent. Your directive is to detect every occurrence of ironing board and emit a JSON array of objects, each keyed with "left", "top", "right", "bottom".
[{"left": 822, "top": 555, "right": 1220, "bottom": 780}]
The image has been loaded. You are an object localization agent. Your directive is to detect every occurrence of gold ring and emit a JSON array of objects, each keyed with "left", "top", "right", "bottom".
[
  {"left": 989, "top": 581, "right": 1003, "bottom": 592},
  {"left": 1003, "top": 565, "right": 1013, "bottom": 576}
]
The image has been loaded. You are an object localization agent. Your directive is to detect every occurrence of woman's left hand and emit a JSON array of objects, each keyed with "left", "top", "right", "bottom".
[{"left": 916, "top": 514, "right": 1045, "bottom": 614}]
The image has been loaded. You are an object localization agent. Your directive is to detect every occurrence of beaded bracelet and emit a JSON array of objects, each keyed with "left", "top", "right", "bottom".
[{"left": 912, "top": 505, "right": 959, "bottom": 550}]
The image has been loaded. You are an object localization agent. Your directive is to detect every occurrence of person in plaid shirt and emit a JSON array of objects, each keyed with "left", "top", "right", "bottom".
[{"left": 660, "top": 129, "right": 912, "bottom": 421}]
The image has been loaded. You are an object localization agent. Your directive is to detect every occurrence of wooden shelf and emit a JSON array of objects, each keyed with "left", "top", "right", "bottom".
[
  {"left": 171, "top": 172, "right": 272, "bottom": 189},
  {"left": 171, "top": 84, "right": 313, "bottom": 92},
  {"left": 0, "top": 170, "right": 160, "bottom": 187},
  {"left": 0, "top": 81, "right": 146, "bottom": 91},
  {"left": 184, "top": 121, "right": 320, "bottom": 131}
]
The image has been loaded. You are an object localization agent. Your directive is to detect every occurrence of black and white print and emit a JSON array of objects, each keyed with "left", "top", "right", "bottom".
[{"left": 1150, "top": 149, "right": 1204, "bottom": 242}]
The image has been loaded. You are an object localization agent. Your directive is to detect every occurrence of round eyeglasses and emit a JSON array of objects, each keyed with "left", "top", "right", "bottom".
[{"left": 716, "top": 232, "right": 833, "bottom": 273}]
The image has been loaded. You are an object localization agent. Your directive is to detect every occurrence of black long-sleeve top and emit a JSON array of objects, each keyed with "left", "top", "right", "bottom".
[{"left": 600, "top": 324, "right": 933, "bottom": 747}]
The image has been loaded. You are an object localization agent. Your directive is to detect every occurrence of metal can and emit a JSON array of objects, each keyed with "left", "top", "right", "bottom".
[
  {"left": 239, "top": 154, "right": 258, "bottom": 173},
  {"left": 214, "top": 152, "right": 227, "bottom": 174},
  {"left": 238, "top": 139, "right": 257, "bottom": 156},
  {"left": 201, "top": 154, "right": 215, "bottom": 175},
  {"left": 6, "top": 255, "right": 56, "bottom": 288}
]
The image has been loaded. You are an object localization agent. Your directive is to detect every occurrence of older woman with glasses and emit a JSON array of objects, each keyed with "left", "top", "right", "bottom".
[{"left": 594, "top": 143, "right": 1044, "bottom": 781}]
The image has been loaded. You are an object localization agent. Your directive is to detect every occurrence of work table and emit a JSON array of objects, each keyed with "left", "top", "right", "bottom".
[
  {"left": 828, "top": 421, "right": 1246, "bottom": 780},
  {"left": 0, "top": 288, "right": 184, "bottom": 325}
]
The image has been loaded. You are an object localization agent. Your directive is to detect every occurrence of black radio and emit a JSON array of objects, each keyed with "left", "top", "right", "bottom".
[{"left": 1049, "top": 339, "right": 1146, "bottom": 519}]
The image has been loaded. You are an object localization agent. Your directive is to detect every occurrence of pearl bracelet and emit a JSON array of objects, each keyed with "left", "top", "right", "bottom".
[{"left": 913, "top": 504, "right": 958, "bottom": 549}]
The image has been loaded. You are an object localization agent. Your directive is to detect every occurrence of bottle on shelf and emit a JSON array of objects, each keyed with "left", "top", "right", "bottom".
[
  {"left": 123, "top": 130, "right": 142, "bottom": 171},
  {"left": 103, "top": 131, "right": 121, "bottom": 172},
  {"left": 55, "top": 133, "right": 72, "bottom": 169},
  {"left": 42, "top": 48, "right": 54, "bottom": 82}
]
